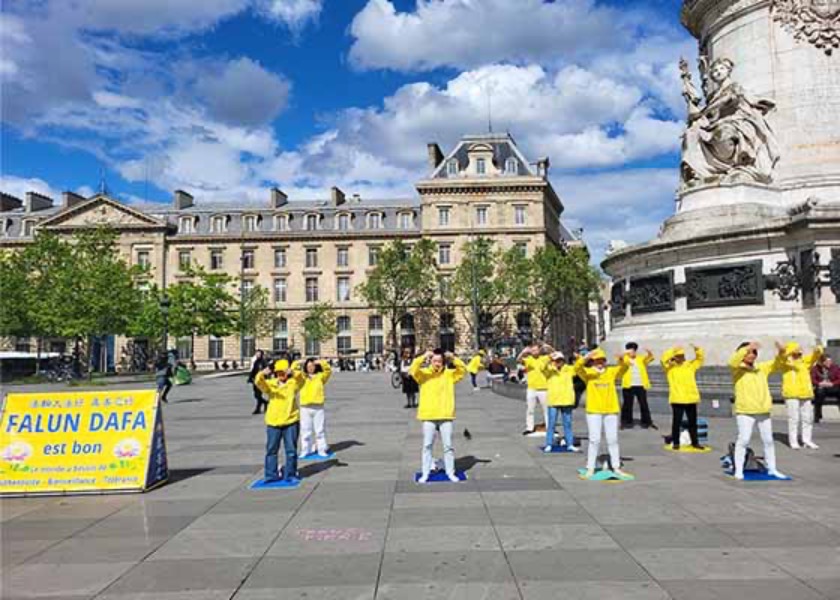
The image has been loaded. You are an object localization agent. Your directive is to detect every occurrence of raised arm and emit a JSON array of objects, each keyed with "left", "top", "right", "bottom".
[
  {"left": 409, "top": 353, "right": 431, "bottom": 385},
  {"left": 760, "top": 342, "right": 787, "bottom": 375},
  {"left": 728, "top": 345, "right": 751, "bottom": 371},
  {"left": 574, "top": 355, "right": 598, "bottom": 381},
  {"left": 449, "top": 354, "right": 467, "bottom": 383},
  {"left": 610, "top": 353, "right": 632, "bottom": 381},
  {"left": 320, "top": 359, "right": 332, "bottom": 383},
  {"left": 254, "top": 368, "right": 272, "bottom": 394},
  {"left": 691, "top": 345, "right": 704, "bottom": 371},
  {"left": 805, "top": 346, "right": 824, "bottom": 369},
  {"left": 643, "top": 350, "right": 655, "bottom": 365}
]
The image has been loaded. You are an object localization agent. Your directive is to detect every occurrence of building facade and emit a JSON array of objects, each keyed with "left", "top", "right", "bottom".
[{"left": 1, "top": 133, "right": 590, "bottom": 368}]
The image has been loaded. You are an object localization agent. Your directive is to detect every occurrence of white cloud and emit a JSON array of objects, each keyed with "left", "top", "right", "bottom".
[
  {"left": 257, "top": 0, "right": 322, "bottom": 31},
  {"left": 0, "top": 176, "right": 61, "bottom": 201}
]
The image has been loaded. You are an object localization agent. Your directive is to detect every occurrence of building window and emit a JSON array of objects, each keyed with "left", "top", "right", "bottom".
[
  {"left": 369, "top": 315, "right": 383, "bottom": 332},
  {"left": 209, "top": 336, "right": 224, "bottom": 360},
  {"left": 178, "top": 250, "right": 191, "bottom": 270},
  {"left": 14, "top": 337, "right": 31, "bottom": 353},
  {"left": 178, "top": 217, "right": 194, "bottom": 234},
  {"left": 438, "top": 207, "right": 450, "bottom": 227},
  {"left": 517, "top": 312, "right": 533, "bottom": 344},
  {"left": 242, "top": 336, "right": 256, "bottom": 359},
  {"left": 476, "top": 206, "right": 488, "bottom": 226},
  {"left": 273, "top": 317, "right": 288, "bottom": 353},
  {"left": 211, "top": 215, "right": 227, "bottom": 233},
  {"left": 274, "top": 248, "right": 286, "bottom": 268},
  {"left": 337, "top": 213, "right": 350, "bottom": 231},
  {"left": 243, "top": 215, "right": 258, "bottom": 232},
  {"left": 368, "top": 246, "right": 380, "bottom": 267},
  {"left": 136, "top": 250, "right": 151, "bottom": 269},
  {"left": 505, "top": 157, "right": 518, "bottom": 174},
  {"left": 305, "top": 277, "right": 319, "bottom": 302},
  {"left": 337, "top": 277, "right": 351, "bottom": 302},
  {"left": 176, "top": 337, "right": 193, "bottom": 360},
  {"left": 447, "top": 159, "right": 458, "bottom": 175},
  {"left": 306, "top": 214, "right": 319, "bottom": 231},
  {"left": 210, "top": 249, "right": 224, "bottom": 270},
  {"left": 22, "top": 220, "right": 35, "bottom": 237},
  {"left": 367, "top": 212, "right": 382, "bottom": 229},
  {"left": 514, "top": 205, "right": 526, "bottom": 225},
  {"left": 368, "top": 315, "right": 384, "bottom": 355},
  {"left": 274, "top": 278, "right": 287, "bottom": 303},
  {"left": 399, "top": 212, "right": 412, "bottom": 229},
  {"left": 241, "top": 280, "right": 254, "bottom": 299},
  {"left": 476, "top": 158, "right": 486, "bottom": 174},
  {"left": 275, "top": 215, "right": 288, "bottom": 231},
  {"left": 399, "top": 314, "right": 416, "bottom": 350},
  {"left": 337, "top": 247, "right": 349, "bottom": 267},
  {"left": 305, "top": 338, "right": 320, "bottom": 356},
  {"left": 336, "top": 316, "right": 352, "bottom": 355},
  {"left": 439, "top": 313, "right": 456, "bottom": 352},
  {"left": 305, "top": 248, "right": 318, "bottom": 268},
  {"left": 241, "top": 249, "right": 255, "bottom": 270},
  {"left": 515, "top": 242, "right": 528, "bottom": 257},
  {"left": 438, "top": 244, "right": 451, "bottom": 265}
]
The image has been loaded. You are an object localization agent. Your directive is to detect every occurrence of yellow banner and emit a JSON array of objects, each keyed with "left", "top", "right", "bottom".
[{"left": 0, "top": 389, "right": 168, "bottom": 495}]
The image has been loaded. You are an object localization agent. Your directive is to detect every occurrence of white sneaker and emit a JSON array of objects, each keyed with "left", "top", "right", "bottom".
[
  {"left": 803, "top": 441, "right": 819, "bottom": 450},
  {"left": 568, "top": 445, "right": 580, "bottom": 452},
  {"left": 733, "top": 472, "right": 744, "bottom": 480},
  {"left": 768, "top": 470, "right": 788, "bottom": 479},
  {"left": 298, "top": 452, "right": 310, "bottom": 459},
  {"left": 473, "top": 387, "right": 480, "bottom": 392},
  {"left": 543, "top": 445, "right": 553, "bottom": 453},
  {"left": 447, "top": 473, "right": 460, "bottom": 483},
  {"left": 417, "top": 475, "right": 429, "bottom": 484},
  {"left": 790, "top": 442, "right": 801, "bottom": 450}
]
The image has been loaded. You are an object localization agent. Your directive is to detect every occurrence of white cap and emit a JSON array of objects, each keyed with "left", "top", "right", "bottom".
[{"left": 550, "top": 351, "right": 565, "bottom": 361}]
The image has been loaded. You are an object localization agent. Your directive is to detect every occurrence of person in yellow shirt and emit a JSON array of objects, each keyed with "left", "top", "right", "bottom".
[
  {"left": 298, "top": 357, "right": 333, "bottom": 458},
  {"left": 254, "top": 358, "right": 306, "bottom": 483},
  {"left": 409, "top": 348, "right": 467, "bottom": 483},
  {"left": 466, "top": 350, "right": 486, "bottom": 391},
  {"left": 620, "top": 342, "right": 655, "bottom": 429},
  {"left": 575, "top": 348, "right": 633, "bottom": 480},
  {"left": 661, "top": 345, "right": 704, "bottom": 450},
  {"left": 777, "top": 341, "right": 823, "bottom": 450},
  {"left": 728, "top": 341, "right": 786, "bottom": 480},
  {"left": 517, "top": 343, "right": 551, "bottom": 434},
  {"left": 542, "top": 351, "right": 579, "bottom": 452}
]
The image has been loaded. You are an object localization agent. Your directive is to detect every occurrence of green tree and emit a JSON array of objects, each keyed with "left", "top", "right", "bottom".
[
  {"left": 356, "top": 238, "right": 438, "bottom": 352},
  {"left": 237, "top": 284, "right": 278, "bottom": 339},
  {"left": 301, "top": 302, "right": 337, "bottom": 354},
  {"left": 165, "top": 266, "right": 239, "bottom": 352}
]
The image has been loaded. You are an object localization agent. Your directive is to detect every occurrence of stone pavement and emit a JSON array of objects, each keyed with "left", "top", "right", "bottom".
[{"left": 2, "top": 373, "right": 840, "bottom": 599}]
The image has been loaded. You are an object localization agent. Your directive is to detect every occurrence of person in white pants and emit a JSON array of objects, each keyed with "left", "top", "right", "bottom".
[
  {"left": 409, "top": 349, "right": 467, "bottom": 483},
  {"left": 297, "top": 358, "right": 332, "bottom": 457},
  {"left": 574, "top": 348, "right": 633, "bottom": 480},
  {"left": 728, "top": 342, "right": 786, "bottom": 479},
  {"left": 777, "top": 341, "right": 823, "bottom": 450},
  {"left": 518, "top": 344, "right": 550, "bottom": 434}
]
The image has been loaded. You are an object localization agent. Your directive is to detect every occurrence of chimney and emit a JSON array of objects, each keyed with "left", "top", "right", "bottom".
[
  {"left": 351, "top": 193, "right": 361, "bottom": 203},
  {"left": 25, "top": 191, "right": 54, "bottom": 212},
  {"left": 536, "top": 157, "right": 550, "bottom": 177},
  {"left": 62, "top": 191, "right": 88, "bottom": 209},
  {"left": 174, "top": 189, "right": 194, "bottom": 210},
  {"left": 271, "top": 187, "right": 288, "bottom": 208},
  {"left": 0, "top": 192, "right": 23, "bottom": 212},
  {"left": 330, "top": 186, "right": 346, "bottom": 206},
  {"left": 427, "top": 143, "right": 444, "bottom": 171}
]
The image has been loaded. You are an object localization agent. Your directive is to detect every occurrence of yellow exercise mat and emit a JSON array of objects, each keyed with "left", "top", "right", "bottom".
[{"left": 663, "top": 444, "right": 712, "bottom": 454}]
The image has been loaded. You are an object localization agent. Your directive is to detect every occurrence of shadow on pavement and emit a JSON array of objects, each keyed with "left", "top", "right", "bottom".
[
  {"left": 454, "top": 455, "right": 492, "bottom": 473},
  {"left": 331, "top": 440, "right": 365, "bottom": 452}
]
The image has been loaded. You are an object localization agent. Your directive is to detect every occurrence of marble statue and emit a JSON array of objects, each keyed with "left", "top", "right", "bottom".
[{"left": 679, "top": 57, "right": 781, "bottom": 189}]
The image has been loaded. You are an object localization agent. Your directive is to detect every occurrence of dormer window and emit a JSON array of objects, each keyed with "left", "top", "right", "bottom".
[
  {"left": 178, "top": 216, "right": 194, "bottom": 234},
  {"left": 2, "top": 219, "right": 12, "bottom": 237},
  {"left": 505, "top": 157, "right": 518, "bottom": 174},
  {"left": 337, "top": 213, "right": 351, "bottom": 231},
  {"left": 211, "top": 215, "right": 228, "bottom": 233},
  {"left": 243, "top": 214, "right": 259, "bottom": 232},
  {"left": 398, "top": 212, "right": 413, "bottom": 230},
  {"left": 274, "top": 214, "right": 288, "bottom": 231},
  {"left": 447, "top": 159, "right": 458, "bottom": 176},
  {"left": 476, "top": 158, "right": 486, "bottom": 175},
  {"left": 367, "top": 212, "right": 383, "bottom": 229},
  {"left": 22, "top": 220, "right": 35, "bottom": 237},
  {"left": 305, "top": 214, "right": 319, "bottom": 231}
]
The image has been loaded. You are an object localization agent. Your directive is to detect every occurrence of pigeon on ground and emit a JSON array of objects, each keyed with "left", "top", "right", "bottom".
[{"left": 464, "top": 428, "right": 472, "bottom": 440}]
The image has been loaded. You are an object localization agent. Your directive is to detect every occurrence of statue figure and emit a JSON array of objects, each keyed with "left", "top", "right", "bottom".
[{"left": 679, "top": 57, "right": 780, "bottom": 189}]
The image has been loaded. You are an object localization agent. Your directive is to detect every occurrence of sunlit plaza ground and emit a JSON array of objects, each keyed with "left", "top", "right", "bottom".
[{"left": 2, "top": 372, "right": 840, "bottom": 599}]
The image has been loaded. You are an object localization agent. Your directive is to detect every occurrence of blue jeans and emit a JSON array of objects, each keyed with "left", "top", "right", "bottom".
[
  {"left": 546, "top": 406, "right": 574, "bottom": 447},
  {"left": 265, "top": 422, "right": 300, "bottom": 482}
]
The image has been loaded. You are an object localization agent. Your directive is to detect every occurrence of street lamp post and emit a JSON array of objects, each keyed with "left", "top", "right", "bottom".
[{"left": 159, "top": 295, "right": 171, "bottom": 354}]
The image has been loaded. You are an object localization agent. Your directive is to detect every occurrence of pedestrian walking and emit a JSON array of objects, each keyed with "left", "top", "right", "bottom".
[
  {"left": 661, "top": 345, "right": 705, "bottom": 449},
  {"left": 254, "top": 359, "right": 306, "bottom": 484},
  {"left": 298, "top": 357, "right": 333, "bottom": 458},
  {"left": 248, "top": 349, "right": 268, "bottom": 414},
  {"left": 154, "top": 351, "right": 173, "bottom": 404},
  {"left": 778, "top": 341, "right": 823, "bottom": 449},
  {"left": 467, "top": 350, "right": 486, "bottom": 391},
  {"left": 399, "top": 348, "right": 419, "bottom": 408}
]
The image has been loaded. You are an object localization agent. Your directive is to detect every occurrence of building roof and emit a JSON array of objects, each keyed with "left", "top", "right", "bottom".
[{"left": 430, "top": 132, "right": 537, "bottom": 179}]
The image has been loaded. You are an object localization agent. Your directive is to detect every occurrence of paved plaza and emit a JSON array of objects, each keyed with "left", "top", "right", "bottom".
[{"left": 2, "top": 373, "right": 840, "bottom": 599}]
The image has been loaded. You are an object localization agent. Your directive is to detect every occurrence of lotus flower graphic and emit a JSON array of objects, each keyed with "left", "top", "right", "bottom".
[
  {"left": 113, "top": 438, "right": 142, "bottom": 460},
  {"left": 1, "top": 441, "right": 33, "bottom": 464}
]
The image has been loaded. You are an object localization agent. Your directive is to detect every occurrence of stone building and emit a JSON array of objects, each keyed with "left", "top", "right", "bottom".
[{"left": 1, "top": 133, "right": 593, "bottom": 368}]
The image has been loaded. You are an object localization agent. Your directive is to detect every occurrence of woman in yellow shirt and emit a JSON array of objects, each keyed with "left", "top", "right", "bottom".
[
  {"left": 297, "top": 358, "right": 333, "bottom": 458},
  {"left": 728, "top": 341, "right": 786, "bottom": 480},
  {"left": 777, "top": 342, "right": 823, "bottom": 450},
  {"left": 575, "top": 349, "right": 632, "bottom": 479},
  {"left": 517, "top": 344, "right": 551, "bottom": 434},
  {"left": 254, "top": 359, "right": 306, "bottom": 483},
  {"left": 541, "top": 351, "right": 579, "bottom": 452},
  {"left": 409, "top": 349, "right": 467, "bottom": 483},
  {"left": 661, "top": 345, "right": 704, "bottom": 450},
  {"left": 466, "top": 350, "right": 486, "bottom": 391}
]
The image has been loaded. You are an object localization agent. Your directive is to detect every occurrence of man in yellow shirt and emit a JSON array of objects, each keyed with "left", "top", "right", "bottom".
[
  {"left": 542, "top": 351, "right": 579, "bottom": 452},
  {"left": 409, "top": 349, "right": 467, "bottom": 483},
  {"left": 575, "top": 348, "right": 633, "bottom": 480},
  {"left": 661, "top": 345, "right": 704, "bottom": 450},
  {"left": 298, "top": 358, "right": 333, "bottom": 458},
  {"left": 777, "top": 341, "right": 823, "bottom": 450},
  {"left": 620, "top": 342, "right": 655, "bottom": 429},
  {"left": 517, "top": 343, "right": 551, "bottom": 434},
  {"left": 254, "top": 359, "right": 306, "bottom": 484},
  {"left": 728, "top": 341, "right": 786, "bottom": 480},
  {"left": 466, "top": 350, "right": 486, "bottom": 391}
]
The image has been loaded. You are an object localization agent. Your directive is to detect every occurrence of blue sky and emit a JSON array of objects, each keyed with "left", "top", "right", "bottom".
[{"left": 1, "top": 0, "right": 694, "bottom": 259}]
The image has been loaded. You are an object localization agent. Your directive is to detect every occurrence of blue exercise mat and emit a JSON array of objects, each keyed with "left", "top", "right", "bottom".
[
  {"left": 541, "top": 444, "right": 579, "bottom": 453},
  {"left": 725, "top": 469, "right": 792, "bottom": 481},
  {"left": 250, "top": 477, "right": 301, "bottom": 490},
  {"left": 299, "top": 451, "right": 336, "bottom": 461},
  {"left": 577, "top": 468, "right": 635, "bottom": 482},
  {"left": 414, "top": 470, "right": 467, "bottom": 483}
]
